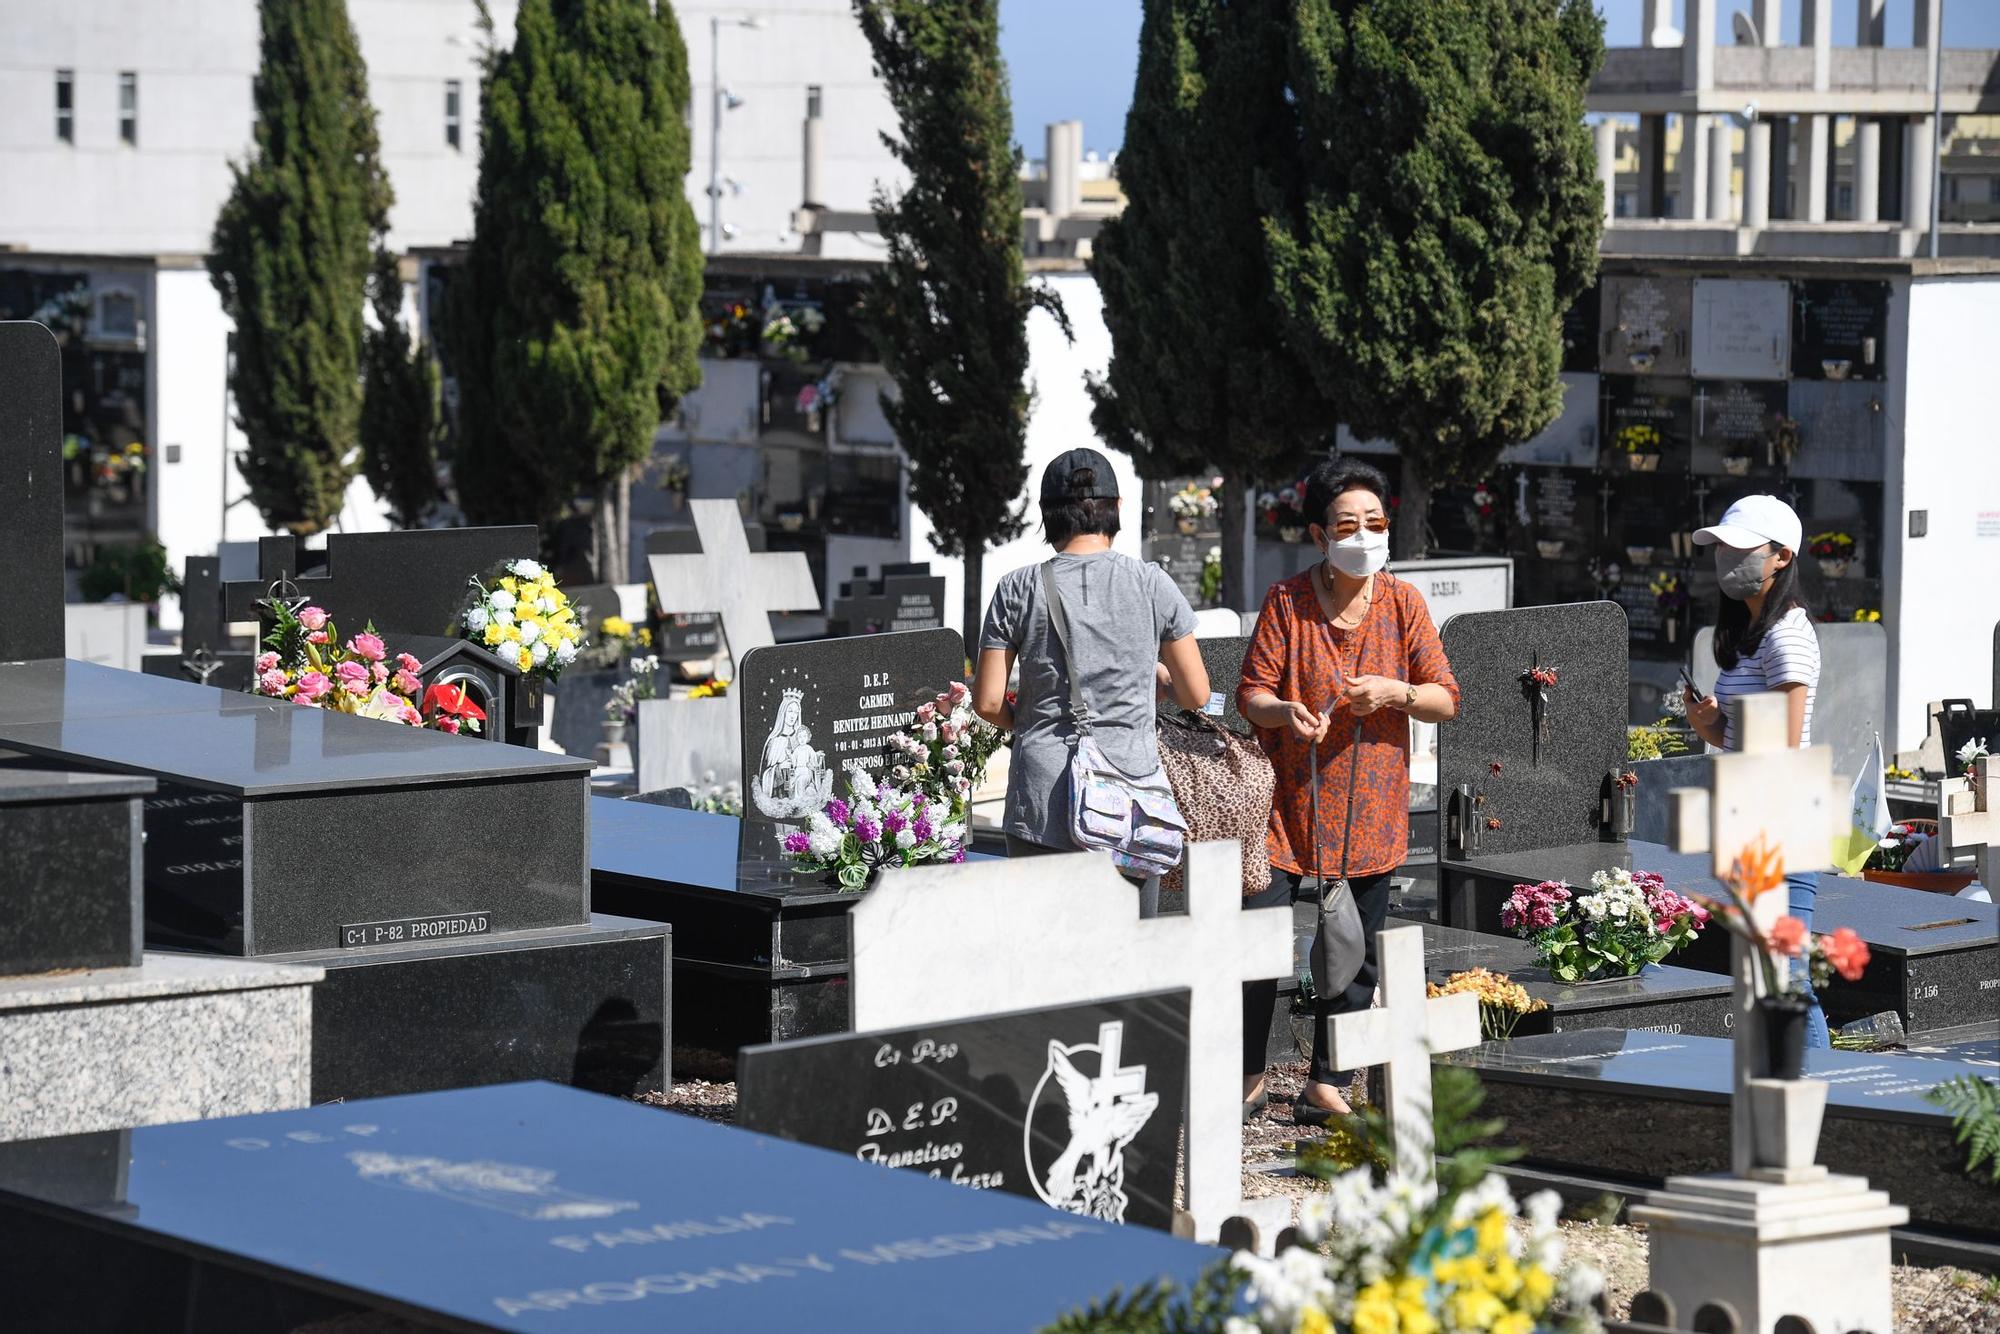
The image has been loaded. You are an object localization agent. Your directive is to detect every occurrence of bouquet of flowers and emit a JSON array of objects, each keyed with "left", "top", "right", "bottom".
[
  {"left": 462, "top": 559, "right": 584, "bottom": 683},
  {"left": 1502, "top": 867, "right": 1708, "bottom": 983},
  {"left": 580, "top": 613, "right": 650, "bottom": 671},
  {"left": 883, "top": 681, "right": 1003, "bottom": 819},
  {"left": 1650, "top": 571, "right": 1688, "bottom": 615},
  {"left": 1852, "top": 607, "right": 1881, "bottom": 624},
  {"left": 254, "top": 602, "right": 434, "bottom": 729},
  {"left": 1614, "top": 423, "right": 1662, "bottom": 455},
  {"left": 1956, "top": 736, "right": 1989, "bottom": 778},
  {"left": 1199, "top": 546, "right": 1223, "bottom": 607},
  {"left": 687, "top": 676, "right": 730, "bottom": 700},
  {"left": 1258, "top": 480, "right": 1310, "bottom": 534},
  {"left": 1697, "top": 837, "right": 1871, "bottom": 1000},
  {"left": 780, "top": 771, "right": 968, "bottom": 891},
  {"left": 1428, "top": 968, "right": 1549, "bottom": 1041},
  {"left": 1808, "top": 531, "right": 1856, "bottom": 560},
  {"left": 1169, "top": 482, "right": 1219, "bottom": 520},
  {"left": 1864, "top": 822, "right": 1929, "bottom": 873},
  {"left": 604, "top": 656, "right": 661, "bottom": 725},
  {"left": 1231, "top": 1169, "right": 1601, "bottom": 1334}
]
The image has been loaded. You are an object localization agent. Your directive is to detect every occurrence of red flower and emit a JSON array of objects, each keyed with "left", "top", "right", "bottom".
[
  {"left": 1489, "top": 761, "right": 1504, "bottom": 776},
  {"left": 1768, "top": 916, "right": 1807, "bottom": 958},
  {"left": 1485, "top": 817, "right": 1503, "bottom": 830},
  {"left": 421, "top": 683, "right": 487, "bottom": 725},
  {"left": 1821, "top": 927, "right": 1870, "bottom": 982}
]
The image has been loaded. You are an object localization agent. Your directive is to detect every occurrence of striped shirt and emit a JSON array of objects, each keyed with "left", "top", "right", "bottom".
[{"left": 1713, "top": 606, "right": 1819, "bottom": 750}]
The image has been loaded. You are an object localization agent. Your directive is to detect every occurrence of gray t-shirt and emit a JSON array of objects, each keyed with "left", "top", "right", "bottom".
[{"left": 980, "top": 551, "right": 1197, "bottom": 848}]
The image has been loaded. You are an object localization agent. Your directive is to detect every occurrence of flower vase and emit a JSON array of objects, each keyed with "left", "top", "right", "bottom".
[
  {"left": 1176, "top": 516, "right": 1199, "bottom": 536},
  {"left": 1756, "top": 997, "right": 1810, "bottom": 1080},
  {"left": 1723, "top": 455, "right": 1752, "bottom": 477},
  {"left": 601, "top": 719, "right": 627, "bottom": 748},
  {"left": 1627, "top": 453, "right": 1660, "bottom": 473},
  {"left": 1535, "top": 539, "right": 1565, "bottom": 560},
  {"left": 1278, "top": 526, "right": 1304, "bottom": 544},
  {"left": 1600, "top": 782, "right": 1635, "bottom": 843},
  {"left": 1818, "top": 557, "right": 1850, "bottom": 580},
  {"left": 1624, "top": 546, "right": 1653, "bottom": 567},
  {"left": 1665, "top": 617, "right": 1679, "bottom": 645}
]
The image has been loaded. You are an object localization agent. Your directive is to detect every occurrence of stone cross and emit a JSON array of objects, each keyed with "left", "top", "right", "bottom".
[
  {"left": 1321, "top": 924, "right": 1481, "bottom": 1201},
  {"left": 850, "top": 839, "right": 1294, "bottom": 1250},
  {"left": 0, "top": 322, "right": 65, "bottom": 662},
  {"left": 647, "top": 499, "right": 819, "bottom": 666},
  {"left": 1668, "top": 691, "right": 1845, "bottom": 1175},
  {"left": 1941, "top": 754, "right": 2000, "bottom": 890}
]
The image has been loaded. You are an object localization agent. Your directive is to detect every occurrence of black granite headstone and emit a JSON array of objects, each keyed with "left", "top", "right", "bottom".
[
  {"left": 0, "top": 1082, "right": 1219, "bottom": 1331},
  {"left": 1437, "top": 602, "right": 1630, "bottom": 859},
  {"left": 737, "top": 628, "right": 965, "bottom": 825},
  {"left": 1791, "top": 279, "right": 1889, "bottom": 381},
  {"left": 1145, "top": 535, "right": 1213, "bottom": 611},
  {"left": 829, "top": 563, "right": 948, "bottom": 637},
  {"left": 0, "top": 322, "right": 64, "bottom": 662},
  {"left": 222, "top": 528, "right": 539, "bottom": 640},
  {"left": 0, "top": 768, "right": 151, "bottom": 974},
  {"left": 142, "top": 555, "right": 258, "bottom": 690},
  {"left": 1600, "top": 275, "right": 1693, "bottom": 377},
  {"left": 739, "top": 989, "right": 1189, "bottom": 1230},
  {"left": 1690, "top": 379, "right": 1788, "bottom": 475},
  {"left": 1600, "top": 375, "right": 1693, "bottom": 472}
]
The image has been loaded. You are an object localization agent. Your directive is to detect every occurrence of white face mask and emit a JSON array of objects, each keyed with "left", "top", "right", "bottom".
[{"left": 1325, "top": 527, "right": 1390, "bottom": 578}]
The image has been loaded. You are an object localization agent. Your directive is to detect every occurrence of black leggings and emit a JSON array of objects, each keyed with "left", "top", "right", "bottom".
[{"left": 1242, "top": 868, "right": 1393, "bottom": 1085}]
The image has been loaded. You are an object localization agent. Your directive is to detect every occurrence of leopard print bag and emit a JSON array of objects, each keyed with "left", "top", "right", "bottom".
[{"left": 1156, "top": 709, "right": 1275, "bottom": 898}]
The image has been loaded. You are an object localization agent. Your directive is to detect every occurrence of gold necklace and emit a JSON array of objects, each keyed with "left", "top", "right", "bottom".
[{"left": 1319, "top": 565, "right": 1372, "bottom": 630}]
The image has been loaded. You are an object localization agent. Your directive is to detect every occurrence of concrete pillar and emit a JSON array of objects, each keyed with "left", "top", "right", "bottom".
[
  {"left": 1745, "top": 120, "right": 1772, "bottom": 228},
  {"left": 1595, "top": 119, "right": 1619, "bottom": 223},
  {"left": 1905, "top": 117, "right": 1935, "bottom": 240},
  {"left": 1639, "top": 114, "right": 1668, "bottom": 216},
  {"left": 1855, "top": 0, "right": 1886, "bottom": 46},
  {"left": 1915, "top": 0, "right": 1943, "bottom": 50},
  {"left": 1680, "top": 115, "right": 1709, "bottom": 220},
  {"left": 1642, "top": 0, "right": 1672, "bottom": 45},
  {"left": 1753, "top": 0, "right": 1782, "bottom": 43},
  {"left": 801, "top": 116, "right": 826, "bottom": 208},
  {"left": 1045, "top": 120, "right": 1081, "bottom": 221},
  {"left": 1800, "top": 115, "right": 1830, "bottom": 222},
  {"left": 1856, "top": 119, "right": 1881, "bottom": 222},
  {"left": 1801, "top": 0, "right": 1832, "bottom": 91},
  {"left": 1683, "top": 0, "right": 1716, "bottom": 91},
  {"left": 1708, "top": 118, "right": 1736, "bottom": 222}
]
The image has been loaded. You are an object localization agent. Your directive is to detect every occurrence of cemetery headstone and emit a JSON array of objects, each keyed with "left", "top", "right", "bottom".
[
  {"left": 1146, "top": 534, "right": 1214, "bottom": 610},
  {"left": 1791, "top": 278, "right": 1889, "bottom": 381},
  {"left": 1421, "top": 924, "right": 1733, "bottom": 1039},
  {"left": 144, "top": 556, "right": 258, "bottom": 691},
  {"left": 0, "top": 322, "right": 64, "bottom": 662},
  {"left": 849, "top": 840, "right": 1294, "bottom": 1248},
  {"left": 221, "top": 528, "right": 539, "bottom": 638},
  {"left": 1601, "top": 375, "right": 1693, "bottom": 472},
  {"left": 0, "top": 1081, "right": 1223, "bottom": 1332},
  {"left": 1600, "top": 274, "right": 1693, "bottom": 377},
  {"left": 1785, "top": 378, "right": 1886, "bottom": 480},
  {"left": 1690, "top": 379, "right": 1788, "bottom": 476},
  {"left": 829, "top": 563, "right": 948, "bottom": 637},
  {"left": 1689, "top": 278, "right": 1791, "bottom": 381},
  {"left": 1437, "top": 602, "right": 1630, "bottom": 861},
  {"left": 1157, "top": 635, "right": 1252, "bottom": 736},
  {"left": 648, "top": 498, "right": 819, "bottom": 665},
  {"left": 737, "top": 627, "right": 964, "bottom": 824},
  {"left": 1691, "top": 622, "right": 1887, "bottom": 782},
  {"left": 739, "top": 989, "right": 1190, "bottom": 1229}
]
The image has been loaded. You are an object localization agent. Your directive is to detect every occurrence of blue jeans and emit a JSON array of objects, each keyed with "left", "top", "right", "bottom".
[{"left": 1788, "top": 871, "right": 1830, "bottom": 1050}]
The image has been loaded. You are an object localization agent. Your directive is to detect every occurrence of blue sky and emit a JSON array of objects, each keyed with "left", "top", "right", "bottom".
[{"left": 999, "top": 0, "right": 2000, "bottom": 156}]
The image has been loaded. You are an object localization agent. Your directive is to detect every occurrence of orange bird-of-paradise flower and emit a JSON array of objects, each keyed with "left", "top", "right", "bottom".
[{"left": 1726, "top": 833, "right": 1787, "bottom": 903}]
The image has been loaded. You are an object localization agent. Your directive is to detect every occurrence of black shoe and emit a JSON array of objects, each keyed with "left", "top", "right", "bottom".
[{"left": 1292, "top": 1098, "right": 1352, "bottom": 1128}]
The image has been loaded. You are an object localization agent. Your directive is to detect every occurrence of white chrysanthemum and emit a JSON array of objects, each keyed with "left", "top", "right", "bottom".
[
  {"left": 554, "top": 639, "right": 577, "bottom": 664},
  {"left": 494, "top": 610, "right": 515, "bottom": 629},
  {"left": 490, "top": 589, "right": 517, "bottom": 611},
  {"left": 941, "top": 822, "right": 966, "bottom": 845},
  {"left": 530, "top": 641, "right": 550, "bottom": 666},
  {"left": 465, "top": 605, "right": 489, "bottom": 632},
  {"left": 1525, "top": 1188, "right": 1561, "bottom": 1234},
  {"left": 1561, "top": 1260, "right": 1606, "bottom": 1307},
  {"left": 894, "top": 828, "right": 916, "bottom": 850},
  {"left": 1296, "top": 1194, "right": 1333, "bottom": 1244},
  {"left": 538, "top": 596, "right": 557, "bottom": 615},
  {"left": 518, "top": 619, "right": 542, "bottom": 645},
  {"left": 510, "top": 559, "right": 544, "bottom": 580}
]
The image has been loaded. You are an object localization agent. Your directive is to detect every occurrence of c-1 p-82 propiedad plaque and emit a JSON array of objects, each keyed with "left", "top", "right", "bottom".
[{"left": 339, "top": 912, "right": 492, "bottom": 949}]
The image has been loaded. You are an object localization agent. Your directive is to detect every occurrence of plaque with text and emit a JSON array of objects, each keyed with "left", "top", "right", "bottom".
[
  {"left": 1690, "top": 379, "right": 1788, "bottom": 475},
  {"left": 738, "top": 990, "right": 1190, "bottom": 1231},
  {"left": 1501, "top": 372, "right": 1601, "bottom": 468},
  {"left": 1786, "top": 380, "right": 1886, "bottom": 480},
  {"left": 1600, "top": 275, "right": 1692, "bottom": 377},
  {"left": 657, "top": 612, "right": 724, "bottom": 659},
  {"left": 830, "top": 563, "right": 948, "bottom": 638},
  {"left": 1601, "top": 375, "right": 1692, "bottom": 471},
  {"left": 1690, "top": 278, "right": 1790, "bottom": 380},
  {"left": 737, "top": 627, "right": 966, "bottom": 824},
  {"left": 1791, "top": 279, "right": 1888, "bottom": 381}
]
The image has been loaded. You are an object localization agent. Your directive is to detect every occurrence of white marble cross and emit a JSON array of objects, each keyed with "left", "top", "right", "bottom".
[
  {"left": 1667, "top": 690, "right": 1847, "bottom": 1175},
  {"left": 1321, "top": 925, "right": 1480, "bottom": 1201},
  {"left": 1941, "top": 754, "right": 2000, "bottom": 890},
  {"left": 646, "top": 499, "right": 820, "bottom": 664},
  {"left": 850, "top": 839, "right": 1294, "bottom": 1249}
]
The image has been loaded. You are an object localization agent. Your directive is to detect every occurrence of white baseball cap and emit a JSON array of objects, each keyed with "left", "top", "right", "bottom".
[{"left": 1693, "top": 494, "right": 1802, "bottom": 553}]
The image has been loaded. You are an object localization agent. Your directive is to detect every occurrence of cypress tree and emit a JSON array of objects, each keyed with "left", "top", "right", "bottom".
[
  {"left": 1265, "top": 0, "right": 1604, "bottom": 556},
  {"left": 1090, "top": 0, "right": 1331, "bottom": 610},
  {"left": 452, "top": 0, "right": 704, "bottom": 580},
  {"left": 210, "top": 0, "right": 390, "bottom": 536},
  {"left": 853, "top": 0, "right": 1066, "bottom": 648},
  {"left": 359, "top": 249, "right": 442, "bottom": 527}
]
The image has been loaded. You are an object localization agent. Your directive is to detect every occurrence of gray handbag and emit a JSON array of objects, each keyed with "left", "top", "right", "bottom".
[{"left": 1306, "top": 720, "right": 1367, "bottom": 1005}]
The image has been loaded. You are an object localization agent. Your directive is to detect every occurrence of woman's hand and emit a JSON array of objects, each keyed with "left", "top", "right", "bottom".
[
  {"left": 1343, "top": 674, "right": 1406, "bottom": 717},
  {"left": 1280, "top": 701, "right": 1332, "bottom": 742},
  {"left": 1686, "top": 690, "right": 1722, "bottom": 745}
]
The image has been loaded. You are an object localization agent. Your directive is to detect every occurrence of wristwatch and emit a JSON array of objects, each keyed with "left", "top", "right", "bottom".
[{"left": 1404, "top": 683, "right": 1417, "bottom": 709}]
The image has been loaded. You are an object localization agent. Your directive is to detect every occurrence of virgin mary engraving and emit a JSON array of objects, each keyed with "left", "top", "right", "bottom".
[{"left": 752, "top": 687, "right": 834, "bottom": 818}]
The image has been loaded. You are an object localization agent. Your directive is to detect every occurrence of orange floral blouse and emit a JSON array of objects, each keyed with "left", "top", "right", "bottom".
[{"left": 1238, "top": 570, "right": 1459, "bottom": 879}]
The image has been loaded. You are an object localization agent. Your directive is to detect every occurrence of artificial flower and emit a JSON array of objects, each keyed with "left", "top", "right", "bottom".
[{"left": 1768, "top": 915, "right": 1808, "bottom": 958}]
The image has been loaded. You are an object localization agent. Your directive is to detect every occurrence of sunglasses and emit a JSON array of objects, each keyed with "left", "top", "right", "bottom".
[{"left": 1326, "top": 515, "right": 1391, "bottom": 538}]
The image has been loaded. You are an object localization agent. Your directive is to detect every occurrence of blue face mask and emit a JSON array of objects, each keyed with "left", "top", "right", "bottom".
[{"left": 1714, "top": 545, "right": 1770, "bottom": 601}]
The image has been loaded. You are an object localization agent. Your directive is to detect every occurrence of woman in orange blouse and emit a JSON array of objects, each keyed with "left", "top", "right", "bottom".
[{"left": 1238, "top": 460, "right": 1460, "bottom": 1124}]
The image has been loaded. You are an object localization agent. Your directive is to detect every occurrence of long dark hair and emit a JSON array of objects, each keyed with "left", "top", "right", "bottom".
[{"left": 1712, "top": 543, "right": 1810, "bottom": 670}]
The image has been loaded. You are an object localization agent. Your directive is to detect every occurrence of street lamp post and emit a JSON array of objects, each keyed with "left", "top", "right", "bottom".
[{"left": 709, "top": 14, "right": 765, "bottom": 255}]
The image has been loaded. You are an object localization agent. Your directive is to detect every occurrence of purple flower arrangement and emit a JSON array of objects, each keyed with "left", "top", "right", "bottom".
[{"left": 780, "top": 770, "right": 968, "bottom": 892}]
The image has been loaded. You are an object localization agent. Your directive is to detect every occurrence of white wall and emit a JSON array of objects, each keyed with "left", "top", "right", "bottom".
[
  {"left": 1889, "top": 275, "right": 2000, "bottom": 749},
  {"left": 910, "top": 273, "right": 1143, "bottom": 635}
]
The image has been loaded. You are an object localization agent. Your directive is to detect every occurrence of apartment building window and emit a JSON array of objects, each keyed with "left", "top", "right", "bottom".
[
  {"left": 56, "top": 70, "right": 74, "bottom": 143},
  {"left": 445, "top": 80, "right": 461, "bottom": 150},
  {"left": 118, "top": 72, "right": 138, "bottom": 145},
  {"left": 1837, "top": 183, "right": 1854, "bottom": 214}
]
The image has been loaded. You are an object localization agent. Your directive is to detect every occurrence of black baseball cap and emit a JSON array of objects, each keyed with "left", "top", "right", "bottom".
[{"left": 1040, "top": 447, "right": 1120, "bottom": 501}]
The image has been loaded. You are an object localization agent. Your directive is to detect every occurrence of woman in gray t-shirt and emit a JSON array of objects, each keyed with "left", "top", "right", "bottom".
[{"left": 970, "top": 449, "right": 1210, "bottom": 901}]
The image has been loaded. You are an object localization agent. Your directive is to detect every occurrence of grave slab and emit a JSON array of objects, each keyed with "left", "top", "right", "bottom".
[
  {"left": 739, "top": 989, "right": 1189, "bottom": 1230},
  {"left": 0, "top": 322, "right": 63, "bottom": 663},
  {"left": 1601, "top": 274, "right": 1693, "bottom": 377},
  {"left": 220, "top": 528, "right": 539, "bottom": 639},
  {"left": 0, "top": 768, "right": 149, "bottom": 975},
  {"left": 1442, "top": 1028, "right": 2000, "bottom": 1238},
  {"left": 1689, "top": 277, "right": 1791, "bottom": 381},
  {"left": 0, "top": 953, "right": 319, "bottom": 1142},
  {"left": 1421, "top": 924, "right": 1734, "bottom": 1040},
  {"left": 0, "top": 1081, "right": 1221, "bottom": 1333},
  {"left": 1791, "top": 278, "right": 1889, "bottom": 381}
]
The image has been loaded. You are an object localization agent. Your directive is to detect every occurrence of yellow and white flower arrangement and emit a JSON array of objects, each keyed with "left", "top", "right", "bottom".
[{"left": 461, "top": 559, "right": 585, "bottom": 683}]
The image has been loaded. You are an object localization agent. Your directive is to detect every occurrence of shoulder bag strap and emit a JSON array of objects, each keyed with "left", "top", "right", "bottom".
[{"left": 1039, "top": 562, "right": 1093, "bottom": 735}]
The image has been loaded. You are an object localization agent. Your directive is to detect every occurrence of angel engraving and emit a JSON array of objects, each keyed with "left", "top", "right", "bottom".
[{"left": 1038, "top": 1037, "right": 1159, "bottom": 1223}]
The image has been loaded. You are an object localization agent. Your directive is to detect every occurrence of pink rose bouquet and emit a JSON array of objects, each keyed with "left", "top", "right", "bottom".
[{"left": 253, "top": 601, "right": 452, "bottom": 732}]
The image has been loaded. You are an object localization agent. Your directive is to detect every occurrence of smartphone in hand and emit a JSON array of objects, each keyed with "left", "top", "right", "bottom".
[{"left": 1679, "top": 670, "right": 1705, "bottom": 703}]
